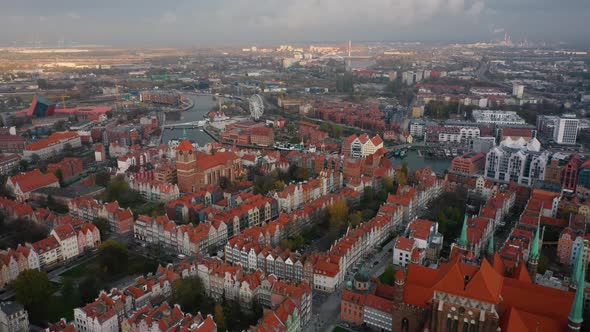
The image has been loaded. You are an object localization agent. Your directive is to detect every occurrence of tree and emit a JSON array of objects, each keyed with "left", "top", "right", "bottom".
[
  {"left": 61, "top": 277, "right": 82, "bottom": 308},
  {"left": 98, "top": 240, "right": 128, "bottom": 275},
  {"left": 79, "top": 274, "right": 105, "bottom": 303},
  {"left": 93, "top": 217, "right": 110, "bottom": 239},
  {"left": 18, "top": 159, "right": 29, "bottom": 171},
  {"left": 14, "top": 269, "right": 55, "bottom": 323},
  {"left": 171, "top": 277, "right": 206, "bottom": 313},
  {"left": 396, "top": 160, "right": 409, "bottom": 187},
  {"left": 95, "top": 171, "right": 111, "bottom": 187},
  {"left": 382, "top": 176, "right": 394, "bottom": 194},
  {"left": 215, "top": 303, "right": 226, "bottom": 331},
  {"left": 349, "top": 211, "right": 362, "bottom": 227},
  {"left": 379, "top": 265, "right": 397, "bottom": 286},
  {"left": 328, "top": 200, "right": 349, "bottom": 230}
]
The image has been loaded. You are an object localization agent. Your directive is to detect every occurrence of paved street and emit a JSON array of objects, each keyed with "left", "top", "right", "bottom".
[{"left": 304, "top": 236, "right": 397, "bottom": 332}]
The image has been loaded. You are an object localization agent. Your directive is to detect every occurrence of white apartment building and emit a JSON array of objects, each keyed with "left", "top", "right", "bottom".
[
  {"left": 554, "top": 115, "right": 579, "bottom": 145},
  {"left": 50, "top": 225, "right": 80, "bottom": 261},
  {"left": 485, "top": 139, "right": 550, "bottom": 186},
  {"left": 0, "top": 301, "right": 29, "bottom": 332},
  {"left": 74, "top": 304, "right": 119, "bottom": 332},
  {"left": 472, "top": 110, "right": 526, "bottom": 125}
]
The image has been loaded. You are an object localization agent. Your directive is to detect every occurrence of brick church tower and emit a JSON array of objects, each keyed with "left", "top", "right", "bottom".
[{"left": 176, "top": 140, "right": 197, "bottom": 193}]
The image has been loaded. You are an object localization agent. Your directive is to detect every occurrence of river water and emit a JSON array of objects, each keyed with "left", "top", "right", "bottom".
[
  {"left": 390, "top": 150, "right": 451, "bottom": 175},
  {"left": 161, "top": 94, "right": 216, "bottom": 145}
]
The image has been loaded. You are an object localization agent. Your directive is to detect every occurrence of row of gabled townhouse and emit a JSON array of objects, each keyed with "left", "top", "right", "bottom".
[
  {"left": 64, "top": 252, "right": 309, "bottom": 332},
  {"left": 133, "top": 214, "right": 228, "bottom": 256},
  {"left": 29, "top": 221, "right": 101, "bottom": 270},
  {"left": 272, "top": 170, "right": 343, "bottom": 213},
  {"left": 0, "top": 196, "right": 59, "bottom": 228},
  {"left": 73, "top": 262, "right": 184, "bottom": 332},
  {"left": 0, "top": 245, "right": 39, "bottom": 289},
  {"left": 314, "top": 202, "right": 404, "bottom": 294},
  {"left": 165, "top": 185, "right": 226, "bottom": 223},
  {"left": 194, "top": 258, "right": 313, "bottom": 329},
  {"left": 225, "top": 202, "right": 403, "bottom": 295},
  {"left": 1, "top": 221, "right": 100, "bottom": 289},
  {"left": 126, "top": 176, "right": 180, "bottom": 202},
  {"left": 205, "top": 195, "right": 279, "bottom": 238},
  {"left": 224, "top": 242, "right": 316, "bottom": 287},
  {"left": 68, "top": 197, "right": 135, "bottom": 235},
  {"left": 224, "top": 194, "right": 345, "bottom": 263},
  {"left": 121, "top": 302, "right": 216, "bottom": 332}
]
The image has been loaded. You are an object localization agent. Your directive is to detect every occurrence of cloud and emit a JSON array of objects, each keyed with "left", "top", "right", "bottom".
[
  {"left": 0, "top": 0, "right": 587, "bottom": 45},
  {"left": 67, "top": 11, "right": 81, "bottom": 20},
  {"left": 159, "top": 12, "right": 177, "bottom": 24}
]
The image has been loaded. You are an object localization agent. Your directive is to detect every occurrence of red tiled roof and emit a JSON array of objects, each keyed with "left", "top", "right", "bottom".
[
  {"left": 26, "top": 132, "right": 78, "bottom": 151},
  {"left": 9, "top": 169, "right": 59, "bottom": 193},
  {"left": 395, "top": 237, "right": 415, "bottom": 251},
  {"left": 177, "top": 140, "right": 194, "bottom": 151}
]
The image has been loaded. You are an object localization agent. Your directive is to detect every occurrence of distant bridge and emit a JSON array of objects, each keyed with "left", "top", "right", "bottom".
[{"left": 163, "top": 120, "right": 208, "bottom": 129}]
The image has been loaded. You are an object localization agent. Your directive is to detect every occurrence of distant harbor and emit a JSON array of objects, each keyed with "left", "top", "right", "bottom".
[
  {"left": 388, "top": 148, "right": 452, "bottom": 175},
  {"left": 161, "top": 94, "right": 216, "bottom": 145}
]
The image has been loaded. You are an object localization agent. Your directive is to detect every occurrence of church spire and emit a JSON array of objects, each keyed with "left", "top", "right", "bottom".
[
  {"left": 487, "top": 230, "right": 495, "bottom": 256},
  {"left": 182, "top": 127, "right": 188, "bottom": 140},
  {"left": 459, "top": 213, "right": 469, "bottom": 248},
  {"left": 572, "top": 243, "right": 585, "bottom": 288},
  {"left": 527, "top": 218, "right": 541, "bottom": 281},
  {"left": 568, "top": 259, "right": 585, "bottom": 331},
  {"left": 530, "top": 220, "right": 541, "bottom": 261}
]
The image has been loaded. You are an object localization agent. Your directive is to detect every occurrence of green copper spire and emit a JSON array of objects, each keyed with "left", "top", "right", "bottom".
[
  {"left": 459, "top": 213, "right": 469, "bottom": 248},
  {"left": 572, "top": 244, "right": 585, "bottom": 287},
  {"left": 487, "top": 231, "right": 495, "bottom": 256},
  {"left": 182, "top": 127, "right": 188, "bottom": 140},
  {"left": 529, "top": 220, "right": 541, "bottom": 261},
  {"left": 569, "top": 259, "right": 585, "bottom": 324}
]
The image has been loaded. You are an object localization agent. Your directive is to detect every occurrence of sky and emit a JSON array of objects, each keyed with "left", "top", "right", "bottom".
[{"left": 0, "top": 0, "right": 588, "bottom": 47}]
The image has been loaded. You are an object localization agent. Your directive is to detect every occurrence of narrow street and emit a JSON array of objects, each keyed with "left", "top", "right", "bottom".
[{"left": 304, "top": 237, "right": 397, "bottom": 332}]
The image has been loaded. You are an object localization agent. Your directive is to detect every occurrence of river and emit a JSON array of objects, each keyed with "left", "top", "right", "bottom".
[{"left": 161, "top": 94, "right": 216, "bottom": 145}]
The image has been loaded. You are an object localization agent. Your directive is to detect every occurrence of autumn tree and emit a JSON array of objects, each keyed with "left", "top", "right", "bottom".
[
  {"left": 215, "top": 303, "right": 226, "bottom": 331},
  {"left": 328, "top": 200, "right": 349, "bottom": 230},
  {"left": 396, "top": 160, "right": 409, "bottom": 187}
]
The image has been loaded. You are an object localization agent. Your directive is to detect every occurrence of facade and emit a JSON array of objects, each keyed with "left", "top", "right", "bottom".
[
  {"left": 451, "top": 152, "right": 486, "bottom": 175},
  {"left": 484, "top": 139, "right": 549, "bottom": 186},
  {"left": 554, "top": 115, "right": 579, "bottom": 145},
  {"left": 6, "top": 169, "right": 60, "bottom": 201},
  {"left": 0, "top": 154, "right": 20, "bottom": 176},
  {"left": 127, "top": 178, "right": 180, "bottom": 202},
  {"left": 0, "top": 301, "right": 29, "bottom": 332},
  {"left": 0, "top": 135, "right": 26, "bottom": 154},
  {"left": 50, "top": 225, "right": 80, "bottom": 261},
  {"left": 46, "top": 157, "right": 84, "bottom": 182},
  {"left": 341, "top": 134, "right": 384, "bottom": 159},
  {"left": 74, "top": 301, "right": 119, "bottom": 332},
  {"left": 23, "top": 132, "right": 82, "bottom": 160},
  {"left": 472, "top": 110, "right": 526, "bottom": 125}
]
